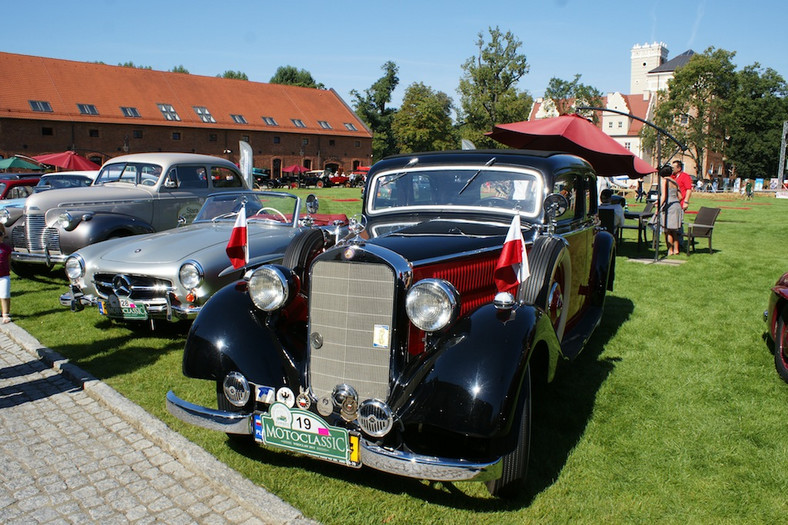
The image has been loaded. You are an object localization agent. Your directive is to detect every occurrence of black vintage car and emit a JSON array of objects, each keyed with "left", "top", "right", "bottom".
[{"left": 167, "top": 150, "right": 616, "bottom": 496}]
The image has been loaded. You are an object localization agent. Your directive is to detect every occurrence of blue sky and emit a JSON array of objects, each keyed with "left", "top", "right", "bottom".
[{"left": 2, "top": 0, "right": 784, "bottom": 110}]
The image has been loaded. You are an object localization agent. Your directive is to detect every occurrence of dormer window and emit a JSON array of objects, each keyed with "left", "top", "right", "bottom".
[
  {"left": 121, "top": 106, "right": 141, "bottom": 118},
  {"left": 344, "top": 122, "right": 358, "bottom": 131},
  {"left": 318, "top": 120, "right": 332, "bottom": 129},
  {"left": 157, "top": 103, "right": 181, "bottom": 121},
  {"left": 77, "top": 103, "right": 99, "bottom": 115},
  {"left": 231, "top": 114, "right": 247, "bottom": 124},
  {"left": 193, "top": 106, "right": 216, "bottom": 123},
  {"left": 262, "top": 116, "right": 279, "bottom": 126},
  {"left": 29, "top": 100, "right": 53, "bottom": 112},
  {"left": 291, "top": 119, "right": 306, "bottom": 128}
]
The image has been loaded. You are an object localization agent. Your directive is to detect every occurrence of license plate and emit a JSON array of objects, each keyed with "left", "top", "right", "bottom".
[
  {"left": 253, "top": 403, "right": 361, "bottom": 468},
  {"left": 98, "top": 296, "right": 148, "bottom": 320}
]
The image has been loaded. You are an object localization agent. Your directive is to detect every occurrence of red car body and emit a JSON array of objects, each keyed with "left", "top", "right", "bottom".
[{"left": 765, "top": 271, "right": 788, "bottom": 382}]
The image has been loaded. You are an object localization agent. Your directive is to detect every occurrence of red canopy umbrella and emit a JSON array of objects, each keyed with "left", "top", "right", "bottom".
[
  {"left": 33, "top": 151, "right": 101, "bottom": 171},
  {"left": 486, "top": 114, "right": 655, "bottom": 178},
  {"left": 281, "top": 164, "right": 308, "bottom": 174}
]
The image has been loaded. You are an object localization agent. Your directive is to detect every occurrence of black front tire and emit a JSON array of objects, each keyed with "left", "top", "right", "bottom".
[
  {"left": 11, "top": 260, "right": 49, "bottom": 278},
  {"left": 487, "top": 364, "right": 531, "bottom": 497},
  {"left": 773, "top": 309, "right": 788, "bottom": 383}
]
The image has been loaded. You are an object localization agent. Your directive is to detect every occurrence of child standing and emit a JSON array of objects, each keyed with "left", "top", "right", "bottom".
[{"left": 0, "top": 224, "right": 11, "bottom": 323}]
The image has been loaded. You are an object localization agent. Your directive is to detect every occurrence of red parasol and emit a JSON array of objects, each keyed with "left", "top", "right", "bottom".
[
  {"left": 281, "top": 164, "right": 308, "bottom": 174},
  {"left": 486, "top": 114, "right": 655, "bottom": 178},
  {"left": 33, "top": 151, "right": 101, "bottom": 171}
]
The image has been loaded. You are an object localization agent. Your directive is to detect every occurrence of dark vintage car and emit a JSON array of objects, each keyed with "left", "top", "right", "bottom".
[
  {"left": 765, "top": 271, "right": 788, "bottom": 383},
  {"left": 166, "top": 149, "right": 616, "bottom": 496}
]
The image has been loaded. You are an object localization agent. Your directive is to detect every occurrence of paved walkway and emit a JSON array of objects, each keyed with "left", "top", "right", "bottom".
[{"left": 0, "top": 323, "right": 316, "bottom": 524}]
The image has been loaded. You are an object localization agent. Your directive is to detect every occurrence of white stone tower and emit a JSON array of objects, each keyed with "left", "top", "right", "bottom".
[{"left": 630, "top": 42, "right": 668, "bottom": 96}]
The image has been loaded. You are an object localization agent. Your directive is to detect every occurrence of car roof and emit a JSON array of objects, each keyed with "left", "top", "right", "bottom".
[
  {"left": 103, "top": 152, "right": 239, "bottom": 168},
  {"left": 41, "top": 170, "right": 99, "bottom": 180}
]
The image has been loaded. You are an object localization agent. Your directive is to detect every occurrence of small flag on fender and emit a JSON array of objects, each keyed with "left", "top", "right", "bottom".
[
  {"left": 226, "top": 204, "right": 248, "bottom": 269},
  {"left": 494, "top": 215, "right": 530, "bottom": 294}
]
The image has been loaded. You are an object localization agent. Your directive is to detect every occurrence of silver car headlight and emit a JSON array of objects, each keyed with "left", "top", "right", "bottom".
[
  {"left": 405, "top": 279, "right": 459, "bottom": 332},
  {"left": 0, "top": 208, "right": 9, "bottom": 224},
  {"left": 248, "top": 266, "right": 289, "bottom": 312},
  {"left": 64, "top": 255, "right": 85, "bottom": 281},
  {"left": 56, "top": 212, "right": 74, "bottom": 229},
  {"left": 178, "top": 261, "right": 203, "bottom": 289}
]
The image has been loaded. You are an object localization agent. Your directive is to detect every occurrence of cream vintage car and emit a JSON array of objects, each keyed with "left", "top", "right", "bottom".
[{"left": 4, "top": 152, "right": 248, "bottom": 275}]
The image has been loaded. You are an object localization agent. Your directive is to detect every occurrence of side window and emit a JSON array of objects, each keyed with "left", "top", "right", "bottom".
[
  {"left": 211, "top": 167, "right": 244, "bottom": 188},
  {"left": 175, "top": 166, "right": 208, "bottom": 189},
  {"left": 8, "top": 186, "right": 33, "bottom": 199},
  {"left": 551, "top": 174, "right": 578, "bottom": 221}
]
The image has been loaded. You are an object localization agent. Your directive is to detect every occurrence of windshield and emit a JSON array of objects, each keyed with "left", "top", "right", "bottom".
[
  {"left": 368, "top": 166, "right": 543, "bottom": 218},
  {"left": 194, "top": 192, "right": 299, "bottom": 224},
  {"left": 95, "top": 162, "right": 163, "bottom": 186}
]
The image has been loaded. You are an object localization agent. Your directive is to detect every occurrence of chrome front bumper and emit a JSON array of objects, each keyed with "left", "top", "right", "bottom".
[
  {"left": 165, "top": 390, "right": 501, "bottom": 482},
  {"left": 11, "top": 250, "right": 67, "bottom": 265},
  {"left": 60, "top": 289, "right": 201, "bottom": 321}
]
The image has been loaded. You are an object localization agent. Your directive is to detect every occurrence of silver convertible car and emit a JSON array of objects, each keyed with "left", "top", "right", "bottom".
[{"left": 60, "top": 191, "right": 348, "bottom": 326}]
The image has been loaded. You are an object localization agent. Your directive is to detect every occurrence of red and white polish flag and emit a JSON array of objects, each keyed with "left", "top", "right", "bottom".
[
  {"left": 226, "top": 204, "right": 248, "bottom": 269},
  {"left": 494, "top": 215, "right": 530, "bottom": 294}
]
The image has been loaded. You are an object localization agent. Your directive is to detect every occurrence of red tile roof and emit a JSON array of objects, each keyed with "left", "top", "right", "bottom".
[{"left": 0, "top": 52, "right": 370, "bottom": 138}]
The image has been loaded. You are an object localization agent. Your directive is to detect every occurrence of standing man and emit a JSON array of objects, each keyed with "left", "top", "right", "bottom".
[
  {"left": 671, "top": 160, "right": 693, "bottom": 249},
  {"left": 672, "top": 160, "right": 693, "bottom": 211}
]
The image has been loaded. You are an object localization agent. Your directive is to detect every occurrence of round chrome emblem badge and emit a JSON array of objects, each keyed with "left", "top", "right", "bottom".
[{"left": 112, "top": 274, "right": 132, "bottom": 297}]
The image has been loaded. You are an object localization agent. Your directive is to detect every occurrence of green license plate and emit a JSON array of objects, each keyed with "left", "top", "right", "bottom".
[
  {"left": 253, "top": 403, "right": 361, "bottom": 468},
  {"left": 98, "top": 296, "right": 148, "bottom": 320}
]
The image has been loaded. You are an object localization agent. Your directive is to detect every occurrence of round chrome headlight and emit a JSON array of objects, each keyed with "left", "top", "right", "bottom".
[
  {"left": 64, "top": 255, "right": 85, "bottom": 281},
  {"left": 405, "top": 279, "right": 459, "bottom": 332},
  {"left": 223, "top": 371, "right": 250, "bottom": 408},
  {"left": 248, "top": 266, "right": 289, "bottom": 311},
  {"left": 0, "top": 208, "right": 9, "bottom": 224},
  {"left": 56, "top": 212, "right": 74, "bottom": 229},
  {"left": 178, "top": 261, "right": 203, "bottom": 289}
]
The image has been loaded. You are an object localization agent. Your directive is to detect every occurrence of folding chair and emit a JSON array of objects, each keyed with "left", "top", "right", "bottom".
[{"left": 686, "top": 206, "right": 721, "bottom": 254}]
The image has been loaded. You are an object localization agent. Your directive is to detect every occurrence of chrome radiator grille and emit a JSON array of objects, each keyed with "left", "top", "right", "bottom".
[
  {"left": 23, "top": 215, "right": 60, "bottom": 252},
  {"left": 93, "top": 273, "right": 173, "bottom": 300},
  {"left": 308, "top": 261, "right": 395, "bottom": 402}
]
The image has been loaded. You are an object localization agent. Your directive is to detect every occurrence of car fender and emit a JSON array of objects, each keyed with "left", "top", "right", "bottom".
[
  {"left": 393, "top": 302, "right": 560, "bottom": 441},
  {"left": 181, "top": 280, "right": 307, "bottom": 389},
  {"left": 55, "top": 211, "right": 156, "bottom": 253}
]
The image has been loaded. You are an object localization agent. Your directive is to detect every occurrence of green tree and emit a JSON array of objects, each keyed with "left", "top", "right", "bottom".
[
  {"left": 725, "top": 64, "right": 788, "bottom": 179},
  {"left": 544, "top": 74, "right": 604, "bottom": 121},
  {"left": 170, "top": 65, "right": 190, "bottom": 74},
  {"left": 648, "top": 47, "right": 737, "bottom": 175},
  {"left": 351, "top": 61, "right": 400, "bottom": 161},
  {"left": 118, "top": 61, "right": 152, "bottom": 70},
  {"left": 269, "top": 66, "right": 324, "bottom": 89},
  {"left": 392, "top": 82, "right": 456, "bottom": 152},
  {"left": 457, "top": 27, "right": 532, "bottom": 149},
  {"left": 217, "top": 70, "right": 248, "bottom": 80}
]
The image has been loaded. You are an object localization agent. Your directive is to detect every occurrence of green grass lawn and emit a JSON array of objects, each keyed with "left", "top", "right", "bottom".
[{"left": 10, "top": 189, "right": 788, "bottom": 524}]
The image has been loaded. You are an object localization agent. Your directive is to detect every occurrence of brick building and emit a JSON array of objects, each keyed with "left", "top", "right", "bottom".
[{"left": 0, "top": 52, "right": 373, "bottom": 178}]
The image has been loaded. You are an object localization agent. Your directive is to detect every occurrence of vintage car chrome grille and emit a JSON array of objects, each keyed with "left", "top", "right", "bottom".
[
  {"left": 93, "top": 273, "right": 174, "bottom": 300},
  {"left": 308, "top": 261, "right": 395, "bottom": 402},
  {"left": 23, "top": 215, "right": 60, "bottom": 252}
]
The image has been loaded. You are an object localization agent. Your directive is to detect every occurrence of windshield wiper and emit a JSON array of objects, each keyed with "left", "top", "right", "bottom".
[
  {"left": 381, "top": 157, "right": 419, "bottom": 187},
  {"left": 458, "top": 157, "right": 496, "bottom": 195}
]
